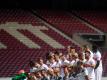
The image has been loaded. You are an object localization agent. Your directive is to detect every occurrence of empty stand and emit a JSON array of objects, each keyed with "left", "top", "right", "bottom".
[
  {"left": 36, "top": 10, "right": 97, "bottom": 37},
  {"left": 0, "top": 9, "right": 79, "bottom": 77},
  {"left": 74, "top": 11, "right": 107, "bottom": 32}
]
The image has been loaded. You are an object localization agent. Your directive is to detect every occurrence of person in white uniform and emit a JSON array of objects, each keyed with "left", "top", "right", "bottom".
[
  {"left": 54, "top": 53, "right": 62, "bottom": 68},
  {"left": 60, "top": 55, "right": 70, "bottom": 78},
  {"left": 46, "top": 56, "right": 57, "bottom": 68},
  {"left": 29, "top": 60, "right": 40, "bottom": 73},
  {"left": 38, "top": 58, "right": 49, "bottom": 71},
  {"left": 84, "top": 51, "right": 96, "bottom": 80},
  {"left": 76, "top": 61, "right": 89, "bottom": 80},
  {"left": 82, "top": 45, "right": 94, "bottom": 59},
  {"left": 92, "top": 45, "right": 103, "bottom": 80},
  {"left": 70, "top": 53, "right": 79, "bottom": 67}
]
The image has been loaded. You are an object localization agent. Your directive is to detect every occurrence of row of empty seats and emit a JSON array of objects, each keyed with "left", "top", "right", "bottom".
[
  {"left": 36, "top": 10, "right": 98, "bottom": 37},
  {"left": 74, "top": 11, "right": 107, "bottom": 32},
  {"left": 0, "top": 9, "right": 42, "bottom": 25}
]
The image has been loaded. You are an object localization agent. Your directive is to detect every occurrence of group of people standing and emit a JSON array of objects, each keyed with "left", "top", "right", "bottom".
[{"left": 12, "top": 45, "right": 103, "bottom": 80}]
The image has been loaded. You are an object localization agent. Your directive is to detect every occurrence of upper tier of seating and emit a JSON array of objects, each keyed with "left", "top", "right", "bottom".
[
  {"left": 74, "top": 11, "right": 107, "bottom": 32},
  {"left": 0, "top": 9, "right": 79, "bottom": 77},
  {"left": 37, "top": 10, "right": 98, "bottom": 37}
]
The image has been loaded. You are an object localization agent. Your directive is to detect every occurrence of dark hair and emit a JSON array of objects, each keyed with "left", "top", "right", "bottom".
[
  {"left": 38, "top": 57, "right": 43, "bottom": 61},
  {"left": 54, "top": 50, "right": 60, "bottom": 55},
  {"left": 85, "top": 50, "right": 91, "bottom": 54},
  {"left": 92, "top": 45, "right": 98, "bottom": 53},
  {"left": 29, "top": 60, "right": 35, "bottom": 67},
  {"left": 77, "top": 61, "right": 83, "bottom": 66},
  {"left": 46, "top": 52, "right": 50, "bottom": 60}
]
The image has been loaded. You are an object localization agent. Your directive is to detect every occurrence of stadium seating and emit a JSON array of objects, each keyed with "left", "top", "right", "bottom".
[
  {"left": 0, "top": 9, "right": 107, "bottom": 77},
  {"left": 37, "top": 10, "right": 98, "bottom": 37},
  {"left": 0, "top": 9, "right": 79, "bottom": 77},
  {"left": 74, "top": 11, "right": 107, "bottom": 32}
]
